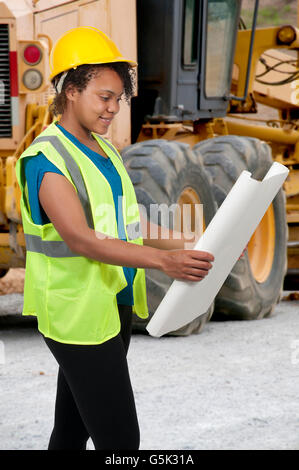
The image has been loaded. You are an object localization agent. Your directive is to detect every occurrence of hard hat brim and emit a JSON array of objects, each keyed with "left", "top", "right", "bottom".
[{"left": 50, "top": 57, "right": 137, "bottom": 81}]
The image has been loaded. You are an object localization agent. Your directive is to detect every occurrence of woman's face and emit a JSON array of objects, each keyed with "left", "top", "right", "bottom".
[{"left": 67, "top": 68, "right": 124, "bottom": 135}]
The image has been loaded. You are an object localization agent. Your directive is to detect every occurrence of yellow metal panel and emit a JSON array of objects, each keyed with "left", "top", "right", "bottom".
[
  {"left": 225, "top": 119, "right": 299, "bottom": 148},
  {"left": 32, "top": 0, "right": 78, "bottom": 12},
  {"left": 284, "top": 169, "right": 299, "bottom": 197},
  {"left": 79, "top": 0, "right": 108, "bottom": 33},
  {"left": 254, "top": 49, "right": 299, "bottom": 109},
  {"left": 5, "top": 156, "right": 22, "bottom": 223},
  {"left": 233, "top": 27, "right": 299, "bottom": 111},
  {"left": 34, "top": 2, "right": 79, "bottom": 45},
  {"left": 108, "top": 0, "right": 137, "bottom": 149}
]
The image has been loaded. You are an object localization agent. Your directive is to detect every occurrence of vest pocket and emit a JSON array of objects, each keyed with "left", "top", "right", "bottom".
[
  {"left": 47, "top": 288, "right": 120, "bottom": 344},
  {"left": 97, "top": 260, "right": 128, "bottom": 295},
  {"left": 47, "top": 256, "right": 127, "bottom": 297}
]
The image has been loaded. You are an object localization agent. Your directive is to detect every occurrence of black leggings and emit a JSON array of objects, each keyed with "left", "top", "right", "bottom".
[{"left": 43, "top": 304, "right": 139, "bottom": 450}]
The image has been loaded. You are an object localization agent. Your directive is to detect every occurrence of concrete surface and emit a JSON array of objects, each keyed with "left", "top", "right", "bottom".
[{"left": 0, "top": 294, "right": 298, "bottom": 450}]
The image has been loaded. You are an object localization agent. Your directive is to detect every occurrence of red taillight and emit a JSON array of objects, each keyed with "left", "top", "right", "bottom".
[{"left": 23, "top": 45, "right": 42, "bottom": 65}]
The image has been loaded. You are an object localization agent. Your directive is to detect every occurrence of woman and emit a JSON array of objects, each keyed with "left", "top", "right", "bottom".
[{"left": 15, "top": 27, "right": 214, "bottom": 450}]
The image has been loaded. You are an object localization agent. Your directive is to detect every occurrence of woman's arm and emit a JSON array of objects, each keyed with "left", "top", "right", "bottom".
[
  {"left": 39, "top": 173, "right": 214, "bottom": 281},
  {"left": 140, "top": 206, "right": 247, "bottom": 257},
  {"left": 140, "top": 211, "right": 199, "bottom": 250}
]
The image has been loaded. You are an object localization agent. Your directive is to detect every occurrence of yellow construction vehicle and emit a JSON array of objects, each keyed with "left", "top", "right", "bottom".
[{"left": 0, "top": 0, "right": 298, "bottom": 335}]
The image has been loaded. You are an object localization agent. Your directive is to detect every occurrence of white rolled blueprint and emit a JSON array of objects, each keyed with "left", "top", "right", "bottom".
[{"left": 146, "top": 162, "right": 289, "bottom": 337}]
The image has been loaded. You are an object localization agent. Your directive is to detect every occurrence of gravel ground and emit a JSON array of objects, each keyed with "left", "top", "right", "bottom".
[{"left": 0, "top": 293, "right": 298, "bottom": 450}]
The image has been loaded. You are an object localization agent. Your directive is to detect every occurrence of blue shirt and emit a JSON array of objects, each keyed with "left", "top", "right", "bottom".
[{"left": 23, "top": 123, "right": 136, "bottom": 306}]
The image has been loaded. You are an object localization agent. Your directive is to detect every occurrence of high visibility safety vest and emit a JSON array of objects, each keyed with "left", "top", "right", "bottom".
[{"left": 15, "top": 122, "right": 149, "bottom": 345}]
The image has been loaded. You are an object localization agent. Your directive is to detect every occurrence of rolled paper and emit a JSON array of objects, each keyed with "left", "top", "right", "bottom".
[{"left": 146, "top": 162, "right": 289, "bottom": 337}]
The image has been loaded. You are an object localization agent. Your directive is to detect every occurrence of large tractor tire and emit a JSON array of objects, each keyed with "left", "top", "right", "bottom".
[
  {"left": 193, "top": 135, "right": 288, "bottom": 320},
  {"left": 121, "top": 139, "right": 217, "bottom": 335}
]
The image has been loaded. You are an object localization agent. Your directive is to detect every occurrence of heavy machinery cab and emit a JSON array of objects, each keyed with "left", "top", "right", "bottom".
[
  {"left": 0, "top": 0, "right": 298, "bottom": 331},
  {"left": 133, "top": 0, "right": 242, "bottom": 132}
]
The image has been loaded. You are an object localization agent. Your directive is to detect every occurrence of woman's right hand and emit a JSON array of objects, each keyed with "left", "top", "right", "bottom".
[{"left": 159, "top": 249, "right": 214, "bottom": 282}]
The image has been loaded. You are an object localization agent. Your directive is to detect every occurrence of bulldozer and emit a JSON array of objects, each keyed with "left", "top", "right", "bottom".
[{"left": 0, "top": 0, "right": 298, "bottom": 335}]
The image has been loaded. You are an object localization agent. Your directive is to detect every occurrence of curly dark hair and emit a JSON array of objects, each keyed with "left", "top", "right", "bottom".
[{"left": 50, "top": 62, "right": 136, "bottom": 116}]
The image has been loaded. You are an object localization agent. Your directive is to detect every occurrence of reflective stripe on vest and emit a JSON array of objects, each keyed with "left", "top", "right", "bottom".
[
  {"left": 25, "top": 233, "right": 80, "bottom": 257},
  {"left": 95, "top": 135, "right": 122, "bottom": 162},
  {"left": 25, "top": 135, "right": 142, "bottom": 257},
  {"left": 33, "top": 135, "right": 94, "bottom": 230}
]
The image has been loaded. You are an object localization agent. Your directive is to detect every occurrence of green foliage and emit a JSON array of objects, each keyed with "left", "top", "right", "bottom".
[{"left": 241, "top": 4, "right": 296, "bottom": 28}]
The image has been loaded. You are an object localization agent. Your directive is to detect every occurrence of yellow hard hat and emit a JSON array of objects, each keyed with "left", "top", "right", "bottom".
[{"left": 49, "top": 26, "right": 137, "bottom": 80}]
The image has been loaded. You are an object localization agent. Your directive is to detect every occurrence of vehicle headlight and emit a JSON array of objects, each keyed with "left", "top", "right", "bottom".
[
  {"left": 22, "top": 69, "right": 43, "bottom": 90},
  {"left": 277, "top": 25, "right": 296, "bottom": 45}
]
